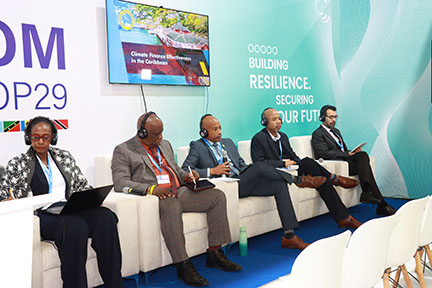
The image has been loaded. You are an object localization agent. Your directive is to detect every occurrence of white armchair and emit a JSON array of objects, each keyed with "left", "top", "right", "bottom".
[
  {"left": 31, "top": 192, "right": 140, "bottom": 288},
  {"left": 237, "top": 137, "right": 362, "bottom": 222},
  {"left": 94, "top": 154, "right": 239, "bottom": 273}
]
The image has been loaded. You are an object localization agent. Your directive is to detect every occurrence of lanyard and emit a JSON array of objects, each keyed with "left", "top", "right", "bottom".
[
  {"left": 145, "top": 147, "right": 163, "bottom": 174},
  {"left": 39, "top": 154, "right": 53, "bottom": 194},
  {"left": 202, "top": 138, "right": 224, "bottom": 164},
  {"left": 278, "top": 140, "right": 283, "bottom": 161}
]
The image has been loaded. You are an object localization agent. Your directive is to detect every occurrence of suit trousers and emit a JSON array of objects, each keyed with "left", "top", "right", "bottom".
[
  {"left": 158, "top": 187, "right": 231, "bottom": 263},
  {"left": 297, "top": 157, "right": 349, "bottom": 222},
  {"left": 238, "top": 162, "right": 299, "bottom": 231},
  {"left": 347, "top": 151, "right": 384, "bottom": 201},
  {"left": 38, "top": 207, "right": 123, "bottom": 288}
]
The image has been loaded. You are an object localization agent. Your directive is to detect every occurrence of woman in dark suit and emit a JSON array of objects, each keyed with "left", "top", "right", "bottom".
[{"left": 0, "top": 116, "right": 123, "bottom": 288}]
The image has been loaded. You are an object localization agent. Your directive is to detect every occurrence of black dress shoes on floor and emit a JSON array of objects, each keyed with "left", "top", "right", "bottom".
[
  {"left": 376, "top": 204, "right": 396, "bottom": 216},
  {"left": 177, "top": 260, "right": 209, "bottom": 287},
  {"left": 360, "top": 192, "right": 382, "bottom": 205},
  {"left": 206, "top": 248, "right": 242, "bottom": 272}
]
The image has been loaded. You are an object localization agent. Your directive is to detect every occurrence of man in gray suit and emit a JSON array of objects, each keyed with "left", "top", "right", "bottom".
[
  {"left": 111, "top": 112, "right": 241, "bottom": 287},
  {"left": 182, "top": 114, "right": 327, "bottom": 251}
]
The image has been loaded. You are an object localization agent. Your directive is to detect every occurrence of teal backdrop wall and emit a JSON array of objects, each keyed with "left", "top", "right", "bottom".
[
  {"left": 199, "top": 0, "right": 432, "bottom": 199},
  {"left": 1, "top": 0, "right": 431, "bottom": 199}
]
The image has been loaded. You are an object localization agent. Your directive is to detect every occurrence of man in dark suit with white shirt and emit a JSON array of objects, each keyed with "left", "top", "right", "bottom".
[
  {"left": 311, "top": 105, "right": 396, "bottom": 216},
  {"left": 182, "top": 114, "right": 329, "bottom": 250},
  {"left": 251, "top": 108, "right": 363, "bottom": 230}
]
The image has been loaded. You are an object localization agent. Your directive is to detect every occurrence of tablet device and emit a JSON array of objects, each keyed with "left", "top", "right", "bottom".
[
  {"left": 43, "top": 184, "right": 114, "bottom": 215},
  {"left": 186, "top": 179, "right": 216, "bottom": 192},
  {"left": 351, "top": 142, "right": 367, "bottom": 152}
]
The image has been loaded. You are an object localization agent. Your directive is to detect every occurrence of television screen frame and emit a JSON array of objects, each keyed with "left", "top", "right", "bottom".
[{"left": 106, "top": 0, "right": 210, "bottom": 86}]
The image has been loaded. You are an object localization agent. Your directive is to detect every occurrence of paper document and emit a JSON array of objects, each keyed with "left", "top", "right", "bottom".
[
  {"left": 351, "top": 142, "right": 367, "bottom": 152},
  {"left": 209, "top": 177, "right": 240, "bottom": 183},
  {"left": 277, "top": 165, "right": 299, "bottom": 172}
]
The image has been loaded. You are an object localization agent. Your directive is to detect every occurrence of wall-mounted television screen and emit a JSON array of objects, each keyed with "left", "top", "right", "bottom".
[{"left": 106, "top": 0, "right": 210, "bottom": 86}]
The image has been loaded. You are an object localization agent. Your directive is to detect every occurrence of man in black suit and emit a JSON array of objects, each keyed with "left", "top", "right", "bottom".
[
  {"left": 182, "top": 114, "right": 328, "bottom": 250},
  {"left": 311, "top": 105, "right": 396, "bottom": 216},
  {"left": 251, "top": 108, "right": 363, "bottom": 229}
]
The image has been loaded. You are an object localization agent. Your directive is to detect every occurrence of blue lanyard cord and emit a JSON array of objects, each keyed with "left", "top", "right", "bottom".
[
  {"left": 202, "top": 138, "right": 224, "bottom": 164},
  {"left": 145, "top": 147, "right": 163, "bottom": 173},
  {"left": 40, "top": 155, "right": 53, "bottom": 194},
  {"left": 278, "top": 140, "right": 283, "bottom": 161}
]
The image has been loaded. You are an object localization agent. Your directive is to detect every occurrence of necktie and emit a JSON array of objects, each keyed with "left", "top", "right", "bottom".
[
  {"left": 151, "top": 148, "right": 177, "bottom": 197},
  {"left": 212, "top": 143, "right": 223, "bottom": 161},
  {"left": 213, "top": 143, "right": 240, "bottom": 176}
]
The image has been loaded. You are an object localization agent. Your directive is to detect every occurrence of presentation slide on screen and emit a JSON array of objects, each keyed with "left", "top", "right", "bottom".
[{"left": 106, "top": 0, "right": 210, "bottom": 86}]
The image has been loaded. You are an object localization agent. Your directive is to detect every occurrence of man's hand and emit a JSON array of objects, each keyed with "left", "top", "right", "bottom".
[
  {"left": 210, "top": 162, "right": 230, "bottom": 176},
  {"left": 283, "top": 159, "right": 297, "bottom": 167},
  {"left": 152, "top": 186, "right": 176, "bottom": 199},
  {"left": 349, "top": 147, "right": 362, "bottom": 156},
  {"left": 186, "top": 169, "right": 200, "bottom": 183}
]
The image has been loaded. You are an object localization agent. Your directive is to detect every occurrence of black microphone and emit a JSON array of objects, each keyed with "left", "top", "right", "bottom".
[
  {"left": 0, "top": 166, "right": 5, "bottom": 178},
  {"left": 122, "top": 187, "right": 146, "bottom": 196}
]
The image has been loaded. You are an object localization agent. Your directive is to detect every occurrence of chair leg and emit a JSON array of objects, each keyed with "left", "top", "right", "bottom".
[
  {"left": 425, "top": 245, "right": 432, "bottom": 267},
  {"left": 383, "top": 268, "right": 391, "bottom": 288},
  {"left": 415, "top": 250, "right": 427, "bottom": 288},
  {"left": 401, "top": 264, "right": 414, "bottom": 288},
  {"left": 393, "top": 267, "right": 401, "bottom": 288}
]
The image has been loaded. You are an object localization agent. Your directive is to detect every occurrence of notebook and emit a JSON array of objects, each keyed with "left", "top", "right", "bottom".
[
  {"left": 185, "top": 179, "right": 216, "bottom": 192},
  {"left": 42, "top": 184, "right": 114, "bottom": 215}
]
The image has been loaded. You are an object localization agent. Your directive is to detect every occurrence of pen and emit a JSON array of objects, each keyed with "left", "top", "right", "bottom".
[{"left": 188, "top": 166, "right": 197, "bottom": 186}]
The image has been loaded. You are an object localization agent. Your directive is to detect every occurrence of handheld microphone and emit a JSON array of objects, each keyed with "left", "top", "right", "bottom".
[
  {"left": 222, "top": 150, "right": 228, "bottom": 163},
  {"left": 122, "top": 187, "right": 146, "bottom": 196},
  {"left": 221, "top": 150, "right": 229, "bottom": 178},
  {"left": 0, "top": 166, "right": 5, "bottom": 178}
]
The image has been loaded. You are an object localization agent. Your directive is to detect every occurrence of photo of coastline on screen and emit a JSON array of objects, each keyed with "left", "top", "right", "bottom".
[{"left": 106, "top": 0, "right": 210, "bottom": 86}]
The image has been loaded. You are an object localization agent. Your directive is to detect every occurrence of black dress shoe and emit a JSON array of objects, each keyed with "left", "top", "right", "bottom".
[
  {"left": 377, "top": 204, "right": 396, "bottom": 216},
  {"left": 177, "top": 260, "right": 209, "bottom": 287},
  {"left": 360, "top": 192, "right": 382, "bottom": 205},
  {"left": 206, "top": 248, "right": 242, "bottom": 271}
]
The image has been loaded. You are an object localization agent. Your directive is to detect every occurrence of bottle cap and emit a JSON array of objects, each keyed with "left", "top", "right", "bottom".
[{"left": 240, "top": 227, "right": 246, "bottom": 232}]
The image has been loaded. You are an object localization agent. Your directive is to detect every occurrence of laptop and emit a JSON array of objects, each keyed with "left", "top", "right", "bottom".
[{"left": 42, "top": 184, "right": 114, "bottom": 215}]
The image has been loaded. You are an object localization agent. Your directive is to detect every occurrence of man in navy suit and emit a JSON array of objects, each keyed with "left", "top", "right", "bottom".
[
  {"left": 311, "top": 105, "right": 395, "bottom": 216},
  {"left": 182, "top": 114, "right": 328, "bottom": 250},
  {"left": 251, "top": 108, "right": 363, "bottom": 229}
]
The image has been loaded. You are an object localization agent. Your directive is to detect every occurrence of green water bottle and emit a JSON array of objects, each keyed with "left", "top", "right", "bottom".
[{"left": 239, "top": 226, "right": 248, "bottom": 256}]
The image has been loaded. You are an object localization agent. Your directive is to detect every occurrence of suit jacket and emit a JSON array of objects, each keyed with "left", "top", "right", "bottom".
[
  {"left": 182, "top": 138, "right": 247, "bottom": 178},
  {"left": 0, "top": 147, "right": 90, "bottom": 200},
  {"left": 111, "top": 136, "right": 189, "bottom": 193},
  {"left": 251, "top": 128, "right": 301, "bottom": 168},
  {"left": 311, "top": 126, "right": 349, "bottom": 160}
]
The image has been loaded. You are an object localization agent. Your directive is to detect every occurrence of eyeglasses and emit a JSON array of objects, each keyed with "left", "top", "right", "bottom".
[
  {"left": 30, "top": 134, "right": 53, "bottom": 142},
  {"left": 325, "top": 115, "right": 339, "bottom": 120}
]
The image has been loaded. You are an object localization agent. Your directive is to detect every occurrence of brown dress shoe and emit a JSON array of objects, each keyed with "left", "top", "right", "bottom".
[
  {"left": 337, "top": 216, "right": 362, "bottom": 229},
  {"left": 295, "top": 175, "right": 327, "bottom": 188},
  {"left": 281, "top": 235, "right": 310, "bottom": 250},
  {"left": 332, "top": 175, "right": 359, "bottom": 189}
]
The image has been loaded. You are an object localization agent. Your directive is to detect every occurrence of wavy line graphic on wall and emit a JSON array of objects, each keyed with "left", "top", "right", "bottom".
[{"left": 326, "top": 0, "right": 432, "bottom": 198}]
